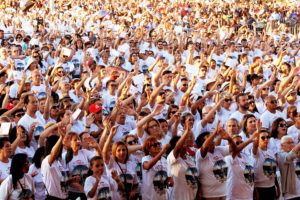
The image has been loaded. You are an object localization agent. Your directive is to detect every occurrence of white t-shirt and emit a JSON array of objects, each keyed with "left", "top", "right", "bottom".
[
  {"left": 0, "top": 174, "right": 35, "bottom": 200},
  {"left": 167, "top": 150, "right": 197, "bottom": 200},
  {"left": 41, "top": 155, "right": 68, "bottom": 199},
  {"left": 141, "top": 155, "right": 169, "bottom": 200},
  {"left": 229, "top": 111, "right": 250, "bottom": 124},
  {"left": 84, "top": 175, "right": 118, "bottom": 200},
  {"left": 18, "top": 112, "right": 46, "bottom": 132},
  {"left": 15, "top": 146, "right": 35, "bottom": 162},
  {"left": 28, "top": 164, "right": 45, "bottom": 200},
  {"left": 225, "top": 153, "right": 254, "bottom": 200},
  {"left": 0, "top": 159, "right": 11, "bottom": 182},
  {"left": 253, "top": 148, "right": 277, "bottom": 188},
  {"left": 287, "top": 125, "right": 300, "bottom": 144},
  {"left": 106, "top": 157, "right": 138, "bottom": 200},
  {"left": 113, "top": 121, "right": 136, "bottom": 143},
  {"left": 196, "top": 146, "right": 230, "bottom": 198},
  {"left": 260, "top": 110, "right": 284, "bottom": 130}
]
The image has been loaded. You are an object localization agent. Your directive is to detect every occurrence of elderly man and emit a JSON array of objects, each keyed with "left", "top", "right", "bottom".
[{"left": 278, "top": 136, "right": 300, "bottom": 200}]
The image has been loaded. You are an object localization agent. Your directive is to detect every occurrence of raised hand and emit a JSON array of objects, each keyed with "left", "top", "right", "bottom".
[{"left": 153, "top": 104, "right": 164, "bottom": 116}]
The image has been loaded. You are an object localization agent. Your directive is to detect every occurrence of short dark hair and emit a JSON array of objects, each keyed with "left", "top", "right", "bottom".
[
  {"left": 0, "top": 137, "right": 9, "bottom": 149},
  {"left": 236, "top": 93, "right": 247, "bottom": 103},
  {"left": 24, "top": 94, "right": 35, "bottom": 105}
]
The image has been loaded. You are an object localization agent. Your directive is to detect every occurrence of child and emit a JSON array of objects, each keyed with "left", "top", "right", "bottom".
[{"left": 84, "top": 156, "right": 123, "bottom": 200}]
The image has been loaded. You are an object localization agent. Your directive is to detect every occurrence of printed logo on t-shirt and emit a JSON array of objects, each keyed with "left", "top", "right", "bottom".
[
  {"left": 244, "top": 165, "right": 254, "bottom": 186},
  {"left": 119, "top": 173, "right": 133, "bottom": 198},
  {"left": 295, "top": 161, "right": 300, "bottom": 179},
  {"left": 61, "top": 171, "right": 68, "bottom": 195},
  {"left": 263, "top": 158, "right": 277, "bottom": 178},
  {"left": 213, "top": 159, "right": 228, "bottom": 183},
  {"left": 153, "top": 170, "right": 168, "bottom": 195},
  {"left": 18, "top": 188, "right": 34, "bottom": 200},
  {"left": 185, "top": 167, "right": 198, "bottom": 189},
  {"left": 109, "top": 101, "right": 116, "bottom": 112},
  {"left": 97, "top": 187, "right": 112, "bottom": 200},
  {"left": 16, "top": 62, "right": 25, "bottom": 71},
  {"left": 135, "top": 162, "right": 142, "bottom": 181},
  {"left": 72, "top": 59, "right": 80, "bottom": 70},
  {"left": 72, "top": 165, "right": 89, "bottom": 185}
]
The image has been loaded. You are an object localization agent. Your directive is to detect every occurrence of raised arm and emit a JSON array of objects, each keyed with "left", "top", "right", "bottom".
[
  {"left": 173, "top": 121, "right": 192, "bottom": 158},
  {"left": 143, "top": 143, "right": 171, "bottom": 170},
  {"left": 103, "top": 125, "right": 119, "bottom": 165},
  {"left": 252, "top": 119, "right": 262, "bottom": 155},
  {"left": 48, "top": 124, "right": 65, "bottom": 166},
  {"left": 201, "top": 121, "right": 220, "bottom": 158}
]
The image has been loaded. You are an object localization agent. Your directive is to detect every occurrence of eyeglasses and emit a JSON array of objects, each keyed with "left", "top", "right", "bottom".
[
  {"left": 182, "top": 84, "right": 188, "bottom": 87},
  {"left": 127, "top": 139, "right": 137, "bottom": 145},
  {"left": 170, "top": 111, "right": 177, "bottom": 114},
  {"left": 249, "top": 101, "right": 255, "bottom": 104},
  {"left": 278, "top": 123, "right": 287, "bottom": 128},
  {"left": 269, "top": 100, "right": 277, "bottom": 104},
  {"left": 15, "top": 113, "right": 25, "bottom": 118},
  {"left": 152, "top": 142, "right": 161, "bottom": 147},
  {"left": 58, "top": 70, "right": 64, "bottom": 73},
  {"left": 63, "top": 55, "right": 68, "bottom": 58},
  {"left": 235, "top": 141, "right": 243, "bottom": 145},
  {"left": 51, "top": 105, "right": 59, "bottom": 109},
  {"left": 262, "top": 88, "right": 269, "bottom": 91},
  {"left": 260, "top": 136, "right": 270, "bottom": 141},
  {"left": 110, "top": 84, "right": 117, "bottom": 87},
  {"left": 224, "top": 99, "right": 232, "bottom": 102}
]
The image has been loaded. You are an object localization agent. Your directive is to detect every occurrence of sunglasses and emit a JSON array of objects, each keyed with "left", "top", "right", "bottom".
[
  {"left": 235, "top": 141, "right": 243, "bottom": 145},
  {"left": 249, "top": 101, "right": 255, "bottom": 104},
  {"left": 127, "top": 139, "right": 137, "bottom": 145},
  {"left": 182, "top": 84, "right": 188, "bottom": 87},
  {"left": 170, "top": 111, "right": 177, "bottom": 114},
  {"left": 262, "top": 88, "right": 269, "bottom": 91},
  {"left": 15, "top": 113, "right": 25, "bottom": 117},
  {"left": 51, "top": 105, "right": 59, "bottom": 109},
  {"left": 269, "top": 100, "right": 277, "bottom": 104},
  {"left": 224, "top": 99, "right": 232, "bottom": 102},
  {"left": 152, "top": 142, "right": 161, "bottom": 147},
  {"left": 261, "top": 136, "right": 270, "bottom": 141},
  {"left": 278, "top": 123, "right": 287, "bottom": 127}
]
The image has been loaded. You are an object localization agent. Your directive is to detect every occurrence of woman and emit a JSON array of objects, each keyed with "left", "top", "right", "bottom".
[
  {"left": 13, "top": 125, "right": 35, "bottom": 162},
  {"left": 167, "top": 122, "right": 197, "bottom": 200},
  {"left": 240, "top": 114, "right": 257, "bottom": 141},
  {"left": 286, "top": 105, "right": 297, "bottom": 127},
  {"left": 142, "top": 136, "right": 172, "bottom": 200},
  {"left": 137, "top": 105, "right": 170, "bottom": 146},
  {"left": 28, "top": 147, "right": 46, "bottom": 200},
  {"left": 41, "top": 124, "right": 68, "bottom": 199},
  {"left": 63, "top": 132, "right": 101, "bottom": 200},
  {"left": 252, "top": 127, "right": 280, "bottom": 200},
  {"left": 103, "top": 125, "right": 138, "bottom": 200},
  {"left": 195, "top": 121, "right": 236, "bottom": 200},
  {"left": 269, "top": 118, "right": 287, "bottom": 155},
  {"left": 225, "top": 131, "right": 259, "bottom": 200},
  {"left": 0, "top": 153, "right": 35, "bottom": 200}
]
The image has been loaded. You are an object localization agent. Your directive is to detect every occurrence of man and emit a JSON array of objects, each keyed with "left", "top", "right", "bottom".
[
  {"left": 113, "top": 108, "right": 136, "bottom": 143},
  {"left": 174, "top": 77, "right": 189, "bottom": 105},
  {"left": 260, "top": 95, "right": 284, "bottom": 130},
  {"left": 31, "top": 70, "right": 46, "bottom": 93},
  {"left": 88, "top": 103, "right": 104, "bottom": 138},
  {"left": 278, "top": 136, "right": 300, "bottom": 200},
  {"left": 18, "top": 94, "right": 45, "bottom": 130},
  {"left": 287, "top": 112, "right": 300, "bottom": 144},
  {"left": 229, "top": 93, "right": 250, "bottom": 124},
  {"left": 102, "top": 80, "right": 118, "bottom": 113}
]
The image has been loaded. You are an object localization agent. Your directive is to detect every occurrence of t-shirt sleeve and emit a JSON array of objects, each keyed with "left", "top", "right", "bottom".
[
  {"left": 167, "top": 150, "right": 178, "bottom": 165},
  {"left": 0, "top": 176, "right": 11, "bottom": 200},
  {"left": 219, "top": 145, "right": 230, "bottom": 157},
  {"left": 84, "top": 176, "right": 95, "bottom": 198},
  {"left": 82, "top": 149, "right": 96, "bottom": 161}
]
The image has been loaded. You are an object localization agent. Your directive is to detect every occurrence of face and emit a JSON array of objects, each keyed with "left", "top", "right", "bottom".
[
  {"left": 163, "top": 73, "right": 172, "bottom": 85},
  {"left": 63, "top": 134, "right": 71, "bottom": 148},
  {"left": 14, "top": 111, "right": 25, "bottom": 123},
  {"left": 94, "top": 109, "right": 103, "bottom": 121},
  {"left": 223, "top": 96, "right": 233, "bottom": 109},
  {"left": 157, "top": 91, "right": 166, "bottom": 103},
  {"left": 259, "top": 132, "right": 270, "bottom": 148},
  {"left": 50, "top": 104, "right": 59, "bottom": 116},
  {"left": 22, "top": 158, "right": 30, "bottom": 174},
  {"left": 91, "top": 159, "right": 105, "bottom": 175},
  {"left": 116, "top": 144, "right": 127, "bottom": 163},
  {"left": 238, "top": 95, "right": 249, "bottom": 110},
  {"left": 32, "top": 71, "right": 41, "bottom": 84},
  {"left": 180, "top": 80, "right": 188, "bottom": 92},
  {"left": 266, "top": 97, "right": 277, "bottom": 111},
  {"left": 0, "top": 141, "right": 12, "bottom": 158},
  {"left": 149, "top": 140, "right": 162, "bottom": 156},
  {"left": 281, "top": 138, "right": 295, "bottom": 152},
  {"left": 148, "top": 120, "right": 160, "bottom": 136},
  {"left": 71, "top": 135, "right": 81, "bottom": 152},
  {"left": 116, "top": 109, "right": 126, "bottom": 124},
  {"left": 199, "top": 67, "right": 207, "bottom": 78},
  {"left": 27, "top": 96, "right": 38, "bottom": 113},
  {"left": 126, "top": 136, "right": 138, "bottom": 146},
  {"left": 160, "top": 122, "right": 168, "bottom": 134},
  {"left": 287, "top": 92, "right": 297, "bottom": 102},
  {"left": 226, "top": 120, "right": 239, "bottom": 135},
  {"left": 246, "top": 117, "right": 256, "bottom": 133},
  {"left": 277, "top": 120, "right": 287, "bottom": 136}
]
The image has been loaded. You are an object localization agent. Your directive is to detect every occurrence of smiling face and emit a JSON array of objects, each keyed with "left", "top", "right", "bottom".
[
  {"left": 115, "top": 144, "right": 127, "bottom": 163},
  {"left": 70, "top": 134, "right": 81, "bottom": 153}
]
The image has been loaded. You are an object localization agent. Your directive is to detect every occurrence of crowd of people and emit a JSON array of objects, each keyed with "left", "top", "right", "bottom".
[{"left": 0, "top": 0, "right": 300, "bottom": 199}]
